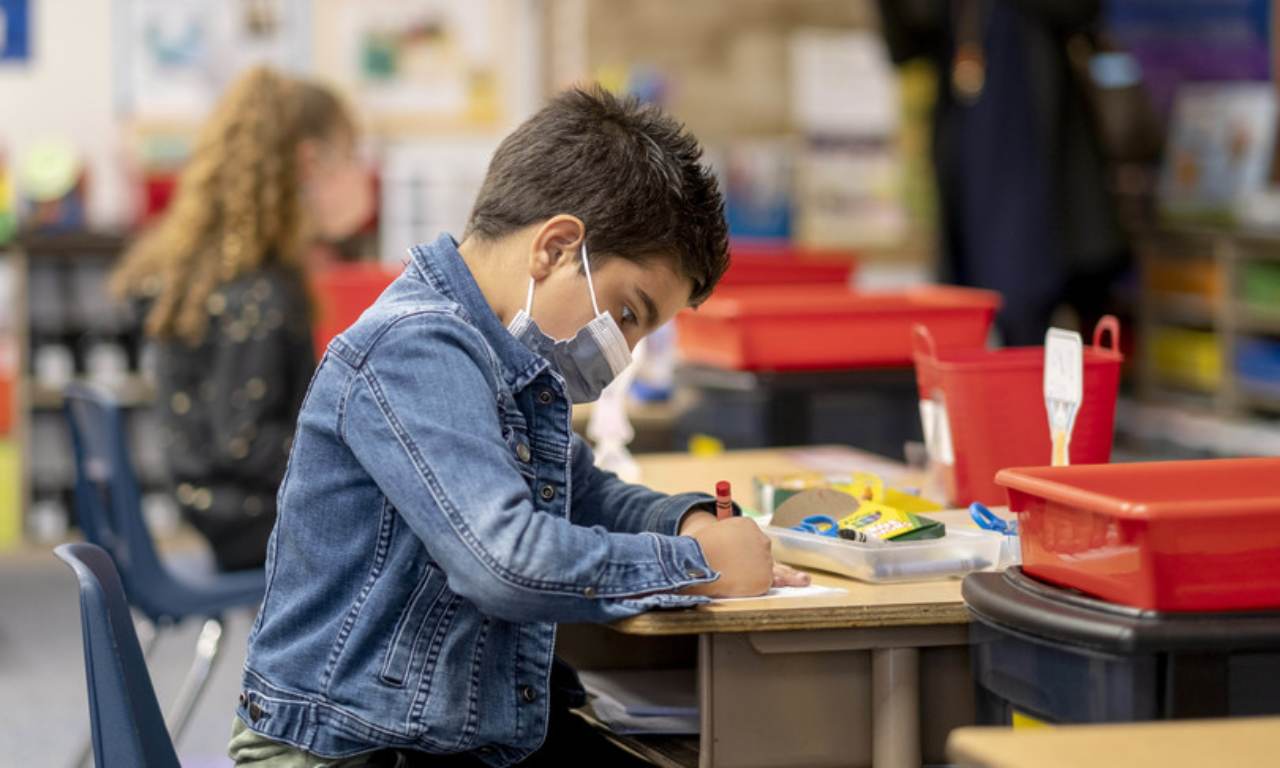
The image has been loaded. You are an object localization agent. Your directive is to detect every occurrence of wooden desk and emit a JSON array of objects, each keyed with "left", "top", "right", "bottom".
[
  {"left": 563, "top": 447, "right": 977, "bottom": 768},
  {"left": 947, "top": 717, "right": 1280, "bottom": 768}
]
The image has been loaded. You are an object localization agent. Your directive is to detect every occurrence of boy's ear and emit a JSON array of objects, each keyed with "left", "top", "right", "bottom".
[{"left": 528, "top": 215, "right": 585, "bottom": 280}]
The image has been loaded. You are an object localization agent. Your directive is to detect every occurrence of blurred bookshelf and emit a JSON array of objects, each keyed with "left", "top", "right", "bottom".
[
  {"left": 2, "top": 232, "right": 173, "bottom": 548},
  {"left": 1133, "top": 223, "right": 1280, "bottom": 447}
]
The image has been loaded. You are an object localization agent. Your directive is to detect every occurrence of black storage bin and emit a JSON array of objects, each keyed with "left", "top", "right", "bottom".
[
  {"left": 673, "top": 365, "right": 922, "bottom": 457},
  {"left": 964, "top": 568, "right": 1280, "bottom": 726}
]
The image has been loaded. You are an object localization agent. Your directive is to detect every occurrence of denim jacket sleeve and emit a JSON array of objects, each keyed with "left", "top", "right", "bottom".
[
  {"left": 340, "top": 311, "right": 717, "bottom": 624},
  {"left": 568, "top": 436, "right": 718, "bottom": 536}
]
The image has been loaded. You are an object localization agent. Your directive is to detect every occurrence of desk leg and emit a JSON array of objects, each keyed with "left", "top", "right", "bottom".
[
  {"left": 871, "top": 647, "right": 920, "bottom": 768},
  {"left": 698, "top": 635, "right": 713, "bottom": 768}
]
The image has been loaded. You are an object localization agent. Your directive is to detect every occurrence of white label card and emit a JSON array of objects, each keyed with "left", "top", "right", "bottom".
[
  {"left": 1044, "top": 329, "right": 1083, "bottom": 411},
  {"left": 1044, "top": 328, "right": 1083, "bottom": 466}
]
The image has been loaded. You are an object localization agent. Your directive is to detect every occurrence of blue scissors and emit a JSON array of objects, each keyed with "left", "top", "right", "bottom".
[
  {"left": 970, "top": 502, "right": 1018, "bottom": 536},
  {"left": 792, "top": 515, "right": 841, "bottom": 537}
]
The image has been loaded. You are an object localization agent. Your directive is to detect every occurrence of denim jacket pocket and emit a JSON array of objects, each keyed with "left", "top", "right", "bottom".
[{"left": 379, "top": 564, "right": 454, "bottom": 687}]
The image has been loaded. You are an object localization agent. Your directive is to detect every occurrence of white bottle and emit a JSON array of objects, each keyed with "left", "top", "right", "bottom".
[{"left": 587, "top": 342, "right": 641, "bottom": 484}]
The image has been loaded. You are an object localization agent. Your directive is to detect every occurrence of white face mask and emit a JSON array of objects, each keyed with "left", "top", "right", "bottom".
[{"left": 506, "top": 242, "right": 633, "bottom": 404}]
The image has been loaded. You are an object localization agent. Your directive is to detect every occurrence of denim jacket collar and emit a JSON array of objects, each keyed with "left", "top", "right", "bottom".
[{"left": 410, "top": 233, "right": 550, "bottom": 392}]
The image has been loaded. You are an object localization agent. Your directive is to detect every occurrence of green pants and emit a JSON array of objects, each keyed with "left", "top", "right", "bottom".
[{"left": 228, "top": 717, "right": 400, "bottom": 767}]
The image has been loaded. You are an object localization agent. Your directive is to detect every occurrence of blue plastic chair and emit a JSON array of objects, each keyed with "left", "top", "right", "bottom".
[
  {"left": 62, "top": 382, "right": 265, "bottom": 750},
  {"left": 56, "top": 542, "right": 182, "bottom": 768}
]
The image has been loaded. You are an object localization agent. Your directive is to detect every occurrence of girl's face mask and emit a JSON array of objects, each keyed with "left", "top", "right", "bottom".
[{"left": 506, "top": 242, "right": 632, "bottom": 404}]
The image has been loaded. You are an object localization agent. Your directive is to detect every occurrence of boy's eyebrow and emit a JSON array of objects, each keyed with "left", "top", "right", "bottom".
[{"left": 636, "top": 287, "right": 659, "bottom": 331}]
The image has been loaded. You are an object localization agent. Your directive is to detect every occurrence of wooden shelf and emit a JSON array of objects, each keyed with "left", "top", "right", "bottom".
[
  {"left": 1236, "top": 387, "right": 1280, "bottom": 414},
  {"left": 1144, "top": 380, "right": 1221, "bottom": 408},
  {"left": 28, "top": 375, "right": 156, "bottom": 411},
  {"left": 15, "top": 232, "right": 128, "bottom": 254},
  {"left": 1154, "top": 221, "right": 1280, "bottom": 245},
  {"left": 1236, "top": 304, "right": 1280, "bottom": 336},
  {"left": 1149, "top": 293, "right": 1217, "bottom": 327}
]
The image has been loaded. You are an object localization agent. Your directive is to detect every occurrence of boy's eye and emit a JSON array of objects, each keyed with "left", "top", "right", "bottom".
[{"left": 620, "top": 305, "right": 638, "bottom": 325}]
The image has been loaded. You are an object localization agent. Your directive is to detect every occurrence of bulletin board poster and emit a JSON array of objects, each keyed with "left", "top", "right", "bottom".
[
  {"left": 0, "top": 0, "right": 31, "bottom": 63},
  {"left": 1107, "top": 0, "right": 1271, "bottom": 117},
  {"left": 115, "top": 0, "right": 311, "bottom": 120},
  {"left": 329, "top": 0, "right": 503, "bottom": 131},
  {"left": 1157, "top": 82, "right": 1277, "bottom": 222}
]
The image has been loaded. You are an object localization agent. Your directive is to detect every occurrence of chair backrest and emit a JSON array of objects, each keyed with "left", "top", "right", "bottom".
[
  {"left": 63, "top": 383, "right": 172, "bottom": 619},
  {"left": 55, "top": 542, "right": 181, "bottom": 768}
]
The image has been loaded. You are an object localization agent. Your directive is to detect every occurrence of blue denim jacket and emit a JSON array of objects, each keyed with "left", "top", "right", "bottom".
[{"left": 237, "top": 234, "right": 719, "bottom": 765}]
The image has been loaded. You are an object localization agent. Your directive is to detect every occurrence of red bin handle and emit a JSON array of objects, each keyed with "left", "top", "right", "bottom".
[
  {"left": 912, "top": 323, "right": 937, "bottom": 361},
  {"left": 1093, "top": 315, "right": 1120, "bottom": 353}
]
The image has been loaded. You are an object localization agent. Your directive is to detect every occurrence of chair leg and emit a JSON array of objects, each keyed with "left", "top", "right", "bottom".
[
  {"left": 135, "top": 616, "right": 159, "bottom": 658},
  {"left": 165, "top": 617, "right": 226, "bottom": 745},
  {"left": 70, "top": 618, "right": 163, "bottom": 768}
]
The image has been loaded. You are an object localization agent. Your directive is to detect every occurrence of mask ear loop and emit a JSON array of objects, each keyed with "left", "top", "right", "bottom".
[{"left": 580, "top": 241, "right": 603, "bottom": 316}]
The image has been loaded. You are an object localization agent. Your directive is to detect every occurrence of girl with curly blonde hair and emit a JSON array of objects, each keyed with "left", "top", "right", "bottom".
[{"left": 113, "top": 67, "right": 372, "bottom": 571}]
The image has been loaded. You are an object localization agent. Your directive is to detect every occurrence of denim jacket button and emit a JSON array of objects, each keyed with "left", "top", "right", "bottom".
[
  {"left": 686, "top": 569, "right": 706, "bottom": 580},
  {"left": 515, "top": 443, "right": 531, "bottom": 463},
  {"left": 520, "top": 685, "right": 538, "bottom": 703},
  {"left": 248, "top": 702, "right": 263, "bottom": 722},
  {"left": 238, "top": 692, "right": 247, "bottom": 707},
  {"left": 537, "top": 390, "right": 554, "bottom": 405},
  {"left": 539, "top": 485, "right": 556, "bottom": 501},
  {"left": 583, "top": 586, "right": 597, "bottom": 598}
]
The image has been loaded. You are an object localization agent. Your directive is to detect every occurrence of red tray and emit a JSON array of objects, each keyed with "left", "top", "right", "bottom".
[
  {"left": 721, "top": 243, "right": 857, "bottom": 288},
  {"left": 998, "top": 458, "right": 1280, "bottom": 612},
  {"left": 675, "top": 284, "right": 1000, "bottom": 371}
]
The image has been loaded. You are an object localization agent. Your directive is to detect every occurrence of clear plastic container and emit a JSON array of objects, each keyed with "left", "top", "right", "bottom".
[{"left": 764, "top": 525, "right": 1003, "bottom": 583}]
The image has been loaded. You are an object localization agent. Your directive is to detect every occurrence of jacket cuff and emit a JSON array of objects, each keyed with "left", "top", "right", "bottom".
[
  {"left": 650, "top": 530, "right": 718, "bottom": 589},
  {"left": 659, "top": 492, "right": 742, "bottom": 537}
]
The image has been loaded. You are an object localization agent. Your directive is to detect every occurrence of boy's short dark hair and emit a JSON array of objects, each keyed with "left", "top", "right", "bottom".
[{"left": 465, "top": 85, "right": 729, "bottom": 305}]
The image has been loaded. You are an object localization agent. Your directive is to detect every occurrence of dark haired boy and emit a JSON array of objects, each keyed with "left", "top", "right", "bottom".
[{"left": 230, "top": 86, "right": 806, "bottom": 767}]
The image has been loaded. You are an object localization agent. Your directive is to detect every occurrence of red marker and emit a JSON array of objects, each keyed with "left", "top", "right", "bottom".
[{"left": 715, "top": 481, "right": 733, "bottom": 520}]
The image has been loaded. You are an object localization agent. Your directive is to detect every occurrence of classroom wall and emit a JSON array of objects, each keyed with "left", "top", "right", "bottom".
[{"left": 0, "top": 0, "right": 129, "bottom": 229}]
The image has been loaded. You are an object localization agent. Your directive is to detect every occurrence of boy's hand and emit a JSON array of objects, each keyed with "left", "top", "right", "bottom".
[
  {"left": 680, "top": 517, "right": 773, "bottom": 598},
  {"left": 678, "top": 511, "right": 812, "bottom": 593},
  {"left": 677, "top": 510, "right": 718, "bottom": 537}
]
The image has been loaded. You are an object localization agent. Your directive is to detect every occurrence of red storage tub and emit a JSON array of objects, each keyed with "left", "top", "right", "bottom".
[
  {"left": 311, "top": 263, "right": 401, "bottom": 353},
  {"left": 997, "top": 458, "right": 1280, "bottom": 612},
  {"left": 675, "top": 284, "right": 1000, "bottom": 371},
  {"left": 721, "top": 242, "right": 857, "bottom": 287},
  {"left": 0, "top": 375, "right": 11, "bottom": 435},
  {"left": 913, "top": 316, "right": 1123, "bottom": 506}
]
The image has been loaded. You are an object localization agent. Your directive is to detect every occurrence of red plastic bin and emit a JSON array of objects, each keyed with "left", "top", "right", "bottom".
[
  {"left": 721, "top": 243, "right": 857, "bottom": 287},
  {"left": 997, "top": 458, "right": 1280, "bottom": 612},
  {"left": 0, "top": 376, "right": 11, "bottom": 435},
  {"left": 913, "top": 316, "right": 1123, "bottom": 506},
  {"left": 311, "top": 263, "right": 401, "bottom": 353},
  {"left": 675, "top": 284, "right": 1000, "bottom": 371}
]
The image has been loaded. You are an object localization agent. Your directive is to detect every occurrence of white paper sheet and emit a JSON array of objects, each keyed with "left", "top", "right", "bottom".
[{"left": 711, "top": 584, "right": 846, "bottom": 603}]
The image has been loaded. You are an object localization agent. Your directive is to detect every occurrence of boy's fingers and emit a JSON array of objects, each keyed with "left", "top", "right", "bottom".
[{"left": 771, "top": 563, "right": 811, "bottom": 587}]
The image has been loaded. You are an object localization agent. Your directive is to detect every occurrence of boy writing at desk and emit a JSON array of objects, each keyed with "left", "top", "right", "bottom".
[{"left": 231, "top": 86, "right": 806, "bottom": 767}]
